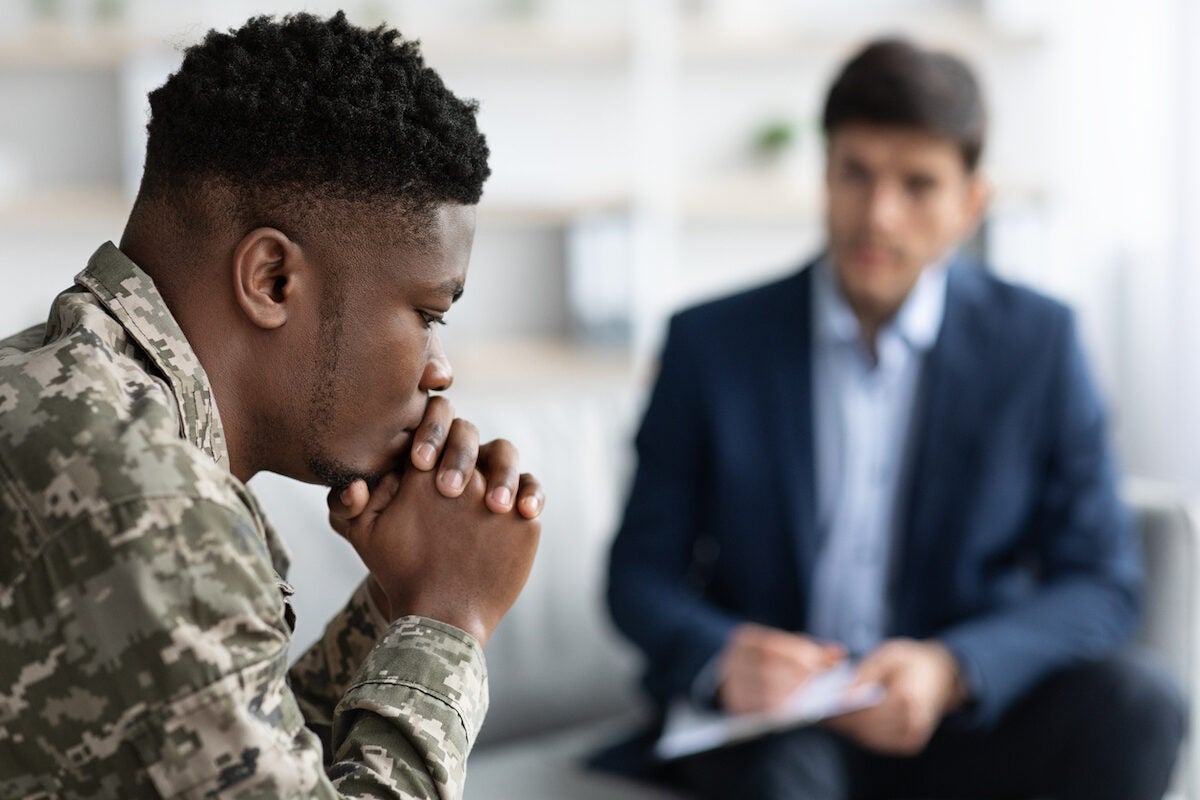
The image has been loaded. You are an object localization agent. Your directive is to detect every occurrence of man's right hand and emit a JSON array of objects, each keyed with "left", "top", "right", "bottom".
[
  {"left": 335, "top": 466, "right": 541, "bottom": 648},
  {"left": 718, "top": 624, "right": 846, "bottom": 715}
]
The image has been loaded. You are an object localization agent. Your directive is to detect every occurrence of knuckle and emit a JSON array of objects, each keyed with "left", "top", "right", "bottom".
[
  {"left": 448, "top": 446, "right": 475, "bottom": 470},
  {"left": 453, "top": 417, "right": 479, "bottom": 437},
  {"left": 421, "top": 420, "right": 446, "bottom": 442},
  {"left": 490, "top": 460, "right": 518, "bottom": 481}
]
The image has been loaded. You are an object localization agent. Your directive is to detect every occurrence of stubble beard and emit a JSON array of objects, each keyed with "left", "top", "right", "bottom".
[{"left": 301, "top": 281, "right": 387, "bottom": 492}]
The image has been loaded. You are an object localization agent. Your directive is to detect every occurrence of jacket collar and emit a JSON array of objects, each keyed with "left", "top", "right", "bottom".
[
  {"left": 74, "top": 241, "right": 231, "bottom": 471},
  {"left": 813, "top": 254, "right": 949, "bottom": 353}
]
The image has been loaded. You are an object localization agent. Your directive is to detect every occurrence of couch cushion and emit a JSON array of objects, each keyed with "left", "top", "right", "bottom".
[{"left": 466, "top": 717, "right": 685, "bottom": 800}]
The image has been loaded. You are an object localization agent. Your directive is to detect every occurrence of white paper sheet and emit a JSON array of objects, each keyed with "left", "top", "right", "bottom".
[{"left": 654, "top": 662, "right": 885, "bottom": 760}]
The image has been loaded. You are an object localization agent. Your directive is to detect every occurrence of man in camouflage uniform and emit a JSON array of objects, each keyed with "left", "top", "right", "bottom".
[{"left": 0, "top": 12, "right": 542, "bottom": 799}]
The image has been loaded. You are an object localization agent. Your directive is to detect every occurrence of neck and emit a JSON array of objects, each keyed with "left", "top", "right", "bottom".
[
  {"left": 119, "top": 230, "right": 260, "bottom": 484},
  {"left": 191, "top": 340, "right": 260, "bottom": 484},
  {"left": 844, "top": 295, "right": 901, "bottom": 364}
]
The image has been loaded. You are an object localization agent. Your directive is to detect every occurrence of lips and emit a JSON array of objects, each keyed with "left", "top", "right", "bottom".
[
  {"left": 853, "top": 241, "right": 891, "bottom": 262},
  {"left": 387, "top": 427, "right": 416, "bottom": 463}
]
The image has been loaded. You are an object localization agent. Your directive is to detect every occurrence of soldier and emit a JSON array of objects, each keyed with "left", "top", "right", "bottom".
[{"left": 0, "top": 12, "right": 543, "bottom": 799}]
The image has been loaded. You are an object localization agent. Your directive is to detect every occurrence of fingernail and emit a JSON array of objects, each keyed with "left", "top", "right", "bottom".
[
  {"left": 340, "top": 488, "right": 352, "bottom": 507},
  {"left": 521, "top": 496, "right": 540, "bottom": 515},
  {"left": 443, "top": 469, "right": 464, "bottom": 492},
  {"left": 416, "top": 443, "right": 435, "bottom": 465},
  {"left": 493, "top": 486, "right": 512, "bottom": 508}
]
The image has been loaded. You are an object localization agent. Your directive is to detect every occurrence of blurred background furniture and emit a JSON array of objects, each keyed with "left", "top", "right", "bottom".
[
  {"left": 8, "top": 0, "right": 1200, "bottom": 496},
  {"left": 459, "top": 474, "right": 1200, "bottom": 800},
  {"left": 255, "top": 398, "right": 1200, "bottom": 800}
]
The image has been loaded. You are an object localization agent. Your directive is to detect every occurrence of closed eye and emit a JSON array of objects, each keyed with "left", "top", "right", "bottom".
[{"left": 418, "top": 310, "right": 447, "bottom": 328}]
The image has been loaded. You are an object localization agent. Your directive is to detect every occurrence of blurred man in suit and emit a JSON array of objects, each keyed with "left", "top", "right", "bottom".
[{"left": 607, "top": 38, "right": 1185, "bottom": 800}]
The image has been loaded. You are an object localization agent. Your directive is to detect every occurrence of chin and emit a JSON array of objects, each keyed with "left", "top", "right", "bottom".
[{"left": 303, "top": 451, "right": 391, "bottom": 491}]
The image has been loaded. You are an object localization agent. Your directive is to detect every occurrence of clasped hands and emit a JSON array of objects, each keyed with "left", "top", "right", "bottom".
[
  {"left": 718, "top": 623, "right": 968, "bottom": 756},
  {"left": 325, "top": 396, "right": 544, "bottom": 648}
]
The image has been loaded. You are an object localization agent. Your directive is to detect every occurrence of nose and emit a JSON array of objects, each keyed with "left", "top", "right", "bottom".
[
  {"left": 866, "top": 182, "right": 903, "bottom": 233},
  {"left": 419, "top": 332, "right": 453, "bottom": 392}
]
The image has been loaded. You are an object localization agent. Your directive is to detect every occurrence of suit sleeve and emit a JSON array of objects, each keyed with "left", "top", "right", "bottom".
[
  {"left": 938, "top": 310, "right": 1141, "bottom": 728},
  {"left": 607, "top": 314, "right": 744, "bottom": 706}
]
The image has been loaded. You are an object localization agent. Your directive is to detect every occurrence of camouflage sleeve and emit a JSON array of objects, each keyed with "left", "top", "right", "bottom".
[
  {"left": 329, "top": 617, "right": 489, "bottom": 799},
  {"left": 289, "top": 582, "right": 491, "bottom": 798},
  {"left": 23, "top": 495, "right": 487, "bottom": 800},
  {"left": 290, "top": 579, "right": 390, "bottom": 759}
]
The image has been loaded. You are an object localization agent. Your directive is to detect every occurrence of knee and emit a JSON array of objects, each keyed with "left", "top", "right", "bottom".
[
  {"left": 1093, "top": 654, "right": 1189, "bottom": 753},
  {"left": 673, "top": 728, "right": 850, "bottom": 800}
]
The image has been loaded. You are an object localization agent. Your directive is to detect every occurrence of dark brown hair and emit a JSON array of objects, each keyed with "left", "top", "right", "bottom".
[{"left": 823, "top": 38, "right": 986, "bottom": 171}]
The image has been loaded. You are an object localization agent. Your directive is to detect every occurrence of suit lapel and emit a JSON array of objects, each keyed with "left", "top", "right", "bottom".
[
  {"left": 771, "top": 267, "right": 819, "bottom": 608},
  {"left": 894, "top": 265, "right": 990, "bottom": 629}
]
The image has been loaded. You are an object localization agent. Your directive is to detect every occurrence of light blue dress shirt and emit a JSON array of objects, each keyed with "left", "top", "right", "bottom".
[
  {"left": 807, "top": 256, "right": 948, "bottom": 657},
  {"left": 690, "top": 258, "right": 950, "bottom": 699}
]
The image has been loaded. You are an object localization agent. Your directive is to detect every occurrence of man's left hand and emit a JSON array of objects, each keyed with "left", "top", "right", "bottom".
[
  {"left": 324, "top": 398, "right": 545, "bottom": 622},
  {"left": 825, "top": 638, "right": 967, "bottom": 756},
  {"left": 328, "top": 396, "right": 545, "bottom": 525}
]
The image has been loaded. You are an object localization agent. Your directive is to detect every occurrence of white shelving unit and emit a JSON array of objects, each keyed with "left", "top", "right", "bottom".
[{"left": 0, "top": 0, "right": 1055, "bottom": 376}]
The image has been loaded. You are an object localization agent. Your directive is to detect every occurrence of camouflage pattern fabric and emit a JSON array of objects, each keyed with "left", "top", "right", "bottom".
[{"left": 0, "top": 242, "right": 488, "bottom": 799}]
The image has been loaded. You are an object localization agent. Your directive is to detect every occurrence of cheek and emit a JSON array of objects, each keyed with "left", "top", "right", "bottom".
[
  {"left": 350, "top": 322, "right": 423, "bottom": 397},
  {"left": 397, "top": 344, "right": 427, "bottom": 390},
  {"left": 928, "top": 195, "right": 971, "bottom": 236},
  {"left": 826, "top": 195, "right": 860, "bottom": 240},
  {"left": 384, "top": 327, "right": 433, "bottom": 392}
]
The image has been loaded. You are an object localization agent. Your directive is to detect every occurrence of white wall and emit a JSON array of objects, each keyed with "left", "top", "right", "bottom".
[{"left": 4, "top": 1, "right": 1200, "bottom": 735}]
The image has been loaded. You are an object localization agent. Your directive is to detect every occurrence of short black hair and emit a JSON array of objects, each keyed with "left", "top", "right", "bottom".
[
  {"left": 138, "top": 11, "right": 490, "bottom": 238},
  {"left": 822, "top": 38, "right": 986, "bottom": 171}
]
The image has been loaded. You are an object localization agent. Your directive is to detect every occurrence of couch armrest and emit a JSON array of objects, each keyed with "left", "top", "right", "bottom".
[
  {"left": 1125, "top": 478, "right": 1200, "bottom": 799},
  {"left": 1126, "top": 479, "right": 1200, "bottom": 680}
]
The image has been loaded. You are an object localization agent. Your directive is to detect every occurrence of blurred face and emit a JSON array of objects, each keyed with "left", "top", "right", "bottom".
[
  {"left": 298, "top": 203, "right": 476, "bottom": 489},
  {"left": 825, "top": 123, "right": 987, "bottom": 324}
]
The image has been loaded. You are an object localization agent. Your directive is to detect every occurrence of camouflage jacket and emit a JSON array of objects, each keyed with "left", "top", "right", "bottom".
[{"left": 0, "top": 243, "right": 488, "bottom": 799}]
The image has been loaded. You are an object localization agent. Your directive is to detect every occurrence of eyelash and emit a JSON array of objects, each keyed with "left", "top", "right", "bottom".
[{"left": 418, "top": 310, "right": 447, "bottom": 329}]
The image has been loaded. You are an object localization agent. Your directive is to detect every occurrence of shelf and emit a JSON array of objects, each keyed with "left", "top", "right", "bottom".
[
  {"left": 0, "top": 178, "right": 1044, "bottom": 233},
  {"left": 0, "top": 186, "right": 632, "bottom": 232},
  {"left": 680, "top": 10, "right": 1046, "bottom": 64},
  {"left": 0, "top": 8, "right": 1045, "bottom": 71},
  {"left": 679, "top": 173, "right": 1046, "bottom": 223},
  {"left": 418, "top": 22, "right": 628, "bottom": 67},
  {"left": 0, "top": 18, "right": 629, "bottom": 70},
  {"left": 476, "top": 193, "right": 630, "bottom": 227},
  {"left": 0, "top": 21, "right": 171, "bottom": 69},
  {"left": 0, "top": 187, "right": 131, "bottom": 231}
]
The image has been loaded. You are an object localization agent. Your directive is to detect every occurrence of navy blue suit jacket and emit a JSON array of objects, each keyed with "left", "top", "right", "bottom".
[{"left": 606, "top": 259, "right": 1141, "bottom": 728}]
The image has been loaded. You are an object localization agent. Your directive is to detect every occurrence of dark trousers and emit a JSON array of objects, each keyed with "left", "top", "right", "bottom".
[{"left": 671, "top": 652, "right": 1188, "bottom": 800}]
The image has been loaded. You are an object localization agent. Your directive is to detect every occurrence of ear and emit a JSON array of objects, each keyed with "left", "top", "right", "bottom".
[
  {"left": 231, "top": 228, "right": 308, "bottom": 330},
  {"left": 961, "top": 173, "right": 993, "bottom": 235}
]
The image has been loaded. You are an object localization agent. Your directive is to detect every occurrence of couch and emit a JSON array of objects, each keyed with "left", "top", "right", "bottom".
[
  {"left": 254, "top": 384, "right": 1198, "bottom": 799},
  {"left": 465, "top": 463, "right": 1200, "bottom": 800}
]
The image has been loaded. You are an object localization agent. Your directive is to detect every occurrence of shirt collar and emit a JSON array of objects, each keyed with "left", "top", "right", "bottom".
[
  {"left": 813, "top": 253, "right": 949, "bottom": 352},
  {"left": 75, "top": 242, "right": 231, "bottom": 469}
]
